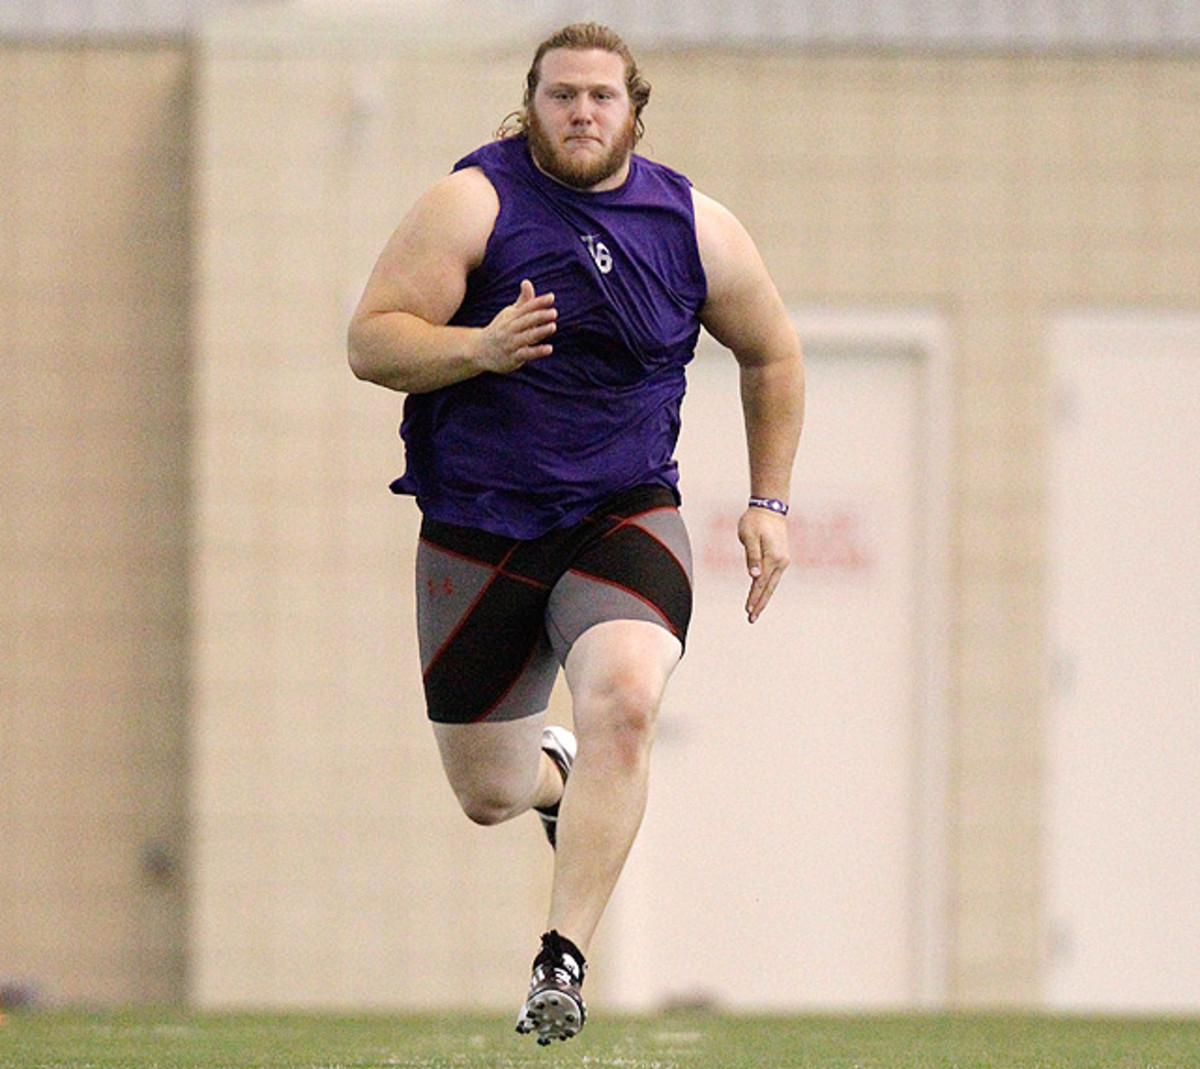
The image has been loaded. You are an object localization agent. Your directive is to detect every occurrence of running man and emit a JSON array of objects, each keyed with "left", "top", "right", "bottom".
[{"left": 347, "top": 22, "right": 804, "bottom": 1044}]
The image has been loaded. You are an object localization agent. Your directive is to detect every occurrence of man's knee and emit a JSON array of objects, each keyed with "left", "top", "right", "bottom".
[
  {"left": 453, "top": 780, "right": 529, "bottom": 826},
  {"left": 579, "top": 669, "right": 663, "bottom": 767},
  {"left": 433, "top": 719, "right": 544, "bottom": 826},
  {"left": 567, "top": 621, "right": 680, "bottom": 768}
]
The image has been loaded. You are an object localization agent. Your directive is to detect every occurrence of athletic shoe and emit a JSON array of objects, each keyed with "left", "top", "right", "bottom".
[
  {"left": 514, "top": 930, "right": 587, "bottom": 1045},
  {"left": 534, "top": 725, "right": 576, "bottom": 848}
]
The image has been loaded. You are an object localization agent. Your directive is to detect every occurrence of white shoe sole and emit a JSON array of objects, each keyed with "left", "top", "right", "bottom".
[{"left": 515, "top": 986, "right": 586, "bottom": 1045}]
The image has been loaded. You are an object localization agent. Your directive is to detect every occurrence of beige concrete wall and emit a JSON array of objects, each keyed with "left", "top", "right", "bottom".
[
  {"left": 0, "top": 44, "right": 191, "bottom": 1004},
  {"left": 5, "top": 12, "right": 1198, "bottom": 1009}
]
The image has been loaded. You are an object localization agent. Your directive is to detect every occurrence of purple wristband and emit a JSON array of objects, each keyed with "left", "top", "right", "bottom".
[{"left": 748, "top": 496, "right": 789, "bottom": 516}]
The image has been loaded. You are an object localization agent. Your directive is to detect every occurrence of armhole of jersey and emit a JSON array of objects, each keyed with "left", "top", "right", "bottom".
[{"left": 686, "top": 186, "right": 710, "bottom": 306}]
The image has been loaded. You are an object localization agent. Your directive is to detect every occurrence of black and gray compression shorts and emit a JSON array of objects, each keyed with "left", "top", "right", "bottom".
[{"left": 415, "top": 484, "right": 693, "bottom": 724}]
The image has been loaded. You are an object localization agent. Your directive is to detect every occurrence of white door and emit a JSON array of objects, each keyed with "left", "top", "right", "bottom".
[
  {"left": 1045, "top": 313, "right": 1200, "bottom": 1011},
  {"left": 603, "top": 325, "right": 946, "bottom": 1010}
]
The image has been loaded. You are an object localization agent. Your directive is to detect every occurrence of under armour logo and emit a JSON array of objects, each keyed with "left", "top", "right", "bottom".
[{"left": 581, "top": 234, "right": 613, "bottom": 274}]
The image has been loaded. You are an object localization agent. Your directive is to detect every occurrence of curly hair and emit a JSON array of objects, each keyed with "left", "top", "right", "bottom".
[{"left": 496, "top": 23, "right": 652, "bottom": 142}]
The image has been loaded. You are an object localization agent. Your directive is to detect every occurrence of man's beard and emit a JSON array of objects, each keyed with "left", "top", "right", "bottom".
[{"left": 526, "top": 107, "right": 636, "bottom": 191}]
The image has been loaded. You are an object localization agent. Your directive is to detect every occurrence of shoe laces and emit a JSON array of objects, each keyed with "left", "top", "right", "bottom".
[{"left": 533, "top": 953, "right": 582, "bottom": 988}]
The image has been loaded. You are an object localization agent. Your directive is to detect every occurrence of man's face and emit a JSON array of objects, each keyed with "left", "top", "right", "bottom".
[{"left": 526, "top": 48, "right": 637, "bottom": 192}]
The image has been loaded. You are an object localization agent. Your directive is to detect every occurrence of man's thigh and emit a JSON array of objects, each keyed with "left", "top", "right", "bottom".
[
  {"left": 416, "top": 523, "right": 559, "bottom": 724},
  {"left": 545, "top": 501, "right": 694, "bottom": 664},
  {"left": 432, "top": 713, "right": 548, "bottom": 813}
]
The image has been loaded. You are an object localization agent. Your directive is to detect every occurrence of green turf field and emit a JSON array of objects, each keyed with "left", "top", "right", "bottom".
[{"left": 2, "top": 1010, "right": 1200, "bottom": 1068}]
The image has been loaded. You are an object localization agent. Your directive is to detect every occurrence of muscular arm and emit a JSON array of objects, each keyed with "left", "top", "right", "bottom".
[
  {"left": 347, "top": 167, "right": 558, "bottom": 394},
  {"left": 694, "top": 189, "right": 806, "bottom": 622}
]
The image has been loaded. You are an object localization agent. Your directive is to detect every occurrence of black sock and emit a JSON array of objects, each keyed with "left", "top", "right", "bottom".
[{"left": 538, "top": 929, "right": 587, "bottom": 982}]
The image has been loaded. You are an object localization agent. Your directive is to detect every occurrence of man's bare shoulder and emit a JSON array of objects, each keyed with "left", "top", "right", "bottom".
[
  {"left": 691, "top": 188, "right": 764, "bottom": 296},
  {"left": 692, "top": 189, "right": 754, "bottom": 255},
  {"left": 434, "top": 164, "right": 499, "bottom": 200},
  {"left": 415, "top": 166, "right": 500, "bottom": 234},
  {"left": 384, "top": 164, "right": 501, "bottom": 277}
]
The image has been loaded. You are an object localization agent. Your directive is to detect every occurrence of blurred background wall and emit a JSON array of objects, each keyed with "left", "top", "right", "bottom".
[
  {"left": 1, "top": 39, "right": 192, "bottom": 1003},
  {"left": 2, "top": 0, "right": 1198, "bottom": 1014}
]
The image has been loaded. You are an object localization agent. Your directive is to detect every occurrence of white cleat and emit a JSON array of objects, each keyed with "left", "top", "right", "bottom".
[{"left": 534, "top": 725, "right": 576, "bottom": 849}]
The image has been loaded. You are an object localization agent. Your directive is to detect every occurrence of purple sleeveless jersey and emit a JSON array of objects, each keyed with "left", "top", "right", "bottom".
[{"left": 390, "top": 135, "right": 708, "bottom": 538}]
